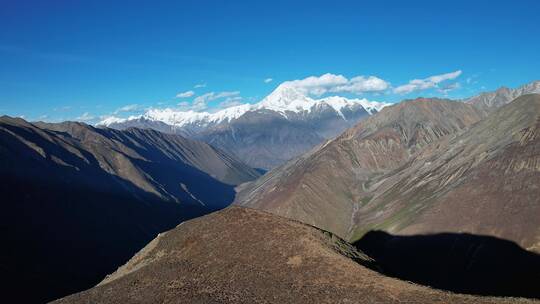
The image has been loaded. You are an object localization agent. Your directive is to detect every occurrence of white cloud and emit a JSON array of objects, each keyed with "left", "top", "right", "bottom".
[
  {"left": 218, "top": 96, "right": 244, "bottom": 109},
  {"left": 264, "top": 78, "right": 273, "bottom": 83},
  {"left": 215, "top": 91, "right": 240, "bottom": 99},
  {"left": 176, "top": 90, "right": 195, "bottom": 98},
  {"left": 282, "top": 73, "right": 389, "bottom": 96},
  {"left": 466, "top": 73, "right": 480, "bottom": 85},
  {"left": 114, "top": 104, "right": 141, "bottom": 114},
  {"left": 177, "top": 101, "right": 193, "bottom": 111},
  {"left": 76, "top": 112, "right": 95, "bottom": 121},
  {"left": 331, "top": 76, "right": 390, "bottom": 94},
  {"left": 393, "top": 70, "right": 462, "bottom": 94},
  {"left": 194, "top": 83, "right": 206, "bottom": 88},
  {"left": 438, "top": 82, "right": 461, "bottom": 95},
  {"left": 53, "top": 105, "right": 72, "bottom": 112},
  {"left": 189, "top": 91, "right": 241, "bottom": 111}
]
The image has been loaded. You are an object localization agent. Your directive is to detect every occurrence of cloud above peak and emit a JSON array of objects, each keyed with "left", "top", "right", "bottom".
[
  {"left": 282, "top": 73, "right": 389, "bottom": 96},
  {"left": 176, "top": 90, "right": 195, "bottom": 98},
  {"left": 332, "top": 75, "right": 390, "bottom": 94},
  {"left": 393, "top": 70, "right": 462, "bottom": 94},
  {"left": 114, "top": 104, "right": 141, "bottom": 114},
  {"left": 76, "top": 112, "right": 95, "bottom": 122},
  {"left": 94, "top": 69, "right": 468, "bottom": 125},
  {"left": 190, "top": 91, "right": 241, "bottom": 111},
  {"left": 218, "top": 96, "right": 244, "bottom": 109}
]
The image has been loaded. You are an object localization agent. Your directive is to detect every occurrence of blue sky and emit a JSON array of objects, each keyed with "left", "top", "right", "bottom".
[{"left": 1, "top": 0, "right": 539, "bottom": 122}]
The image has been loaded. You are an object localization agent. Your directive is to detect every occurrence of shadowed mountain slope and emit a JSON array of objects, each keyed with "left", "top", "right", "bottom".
[
  {"left": 0, "top": 117, "right": 259, "bottom": 303},
  {"left": 236, "top": 98, "right": 485, "bottom": 238},
  {"left": 53, "top": 207, "right": 536, "bottom": 304}
]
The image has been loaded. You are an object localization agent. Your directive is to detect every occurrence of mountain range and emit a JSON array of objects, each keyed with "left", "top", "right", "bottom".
[
  {"left": 236, "top": 92, "right": 540, "bottom": 254},
  {"left": 235, "top": 98, "right": 486, "bottom": 238},
  {"left": 101, "top": 81, "right": 540, "bottom": 170},
  {"left": 102, "top": 84, "right": 389, "bottom": 169},
  {"left": 464, "top": 80, "right": 540, "bottom": 112},
  {"left": 0, "top": 117, "right": 259, "bottom": 303}
]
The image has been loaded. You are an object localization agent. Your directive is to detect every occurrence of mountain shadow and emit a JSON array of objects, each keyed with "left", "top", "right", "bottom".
[
  {"left": 0, "top": 117, "right": 258, "bottom": 303},
  {"left": 0, "top": 174, "right": 207, "bottom": 304},
  {"left": 353, "top": 231, "right": 540, "bottom": 299}
]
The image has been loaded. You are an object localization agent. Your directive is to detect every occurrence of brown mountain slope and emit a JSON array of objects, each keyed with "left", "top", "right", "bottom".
[
  {"left": 52, "top": 207, "right": 536, "bottom": 304},
  {"left": 0, "top": 117, "right": 259, "bottom": 303},
  {"left": 236, "top": 98, "right": 485, "bottom": 238},
  {"left": 350, "top": 94, "right": 540, "bottom": 252}
]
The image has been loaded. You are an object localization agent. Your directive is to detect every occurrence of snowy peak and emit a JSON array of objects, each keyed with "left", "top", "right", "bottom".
[
  {"left": 144, "top": 108, "right": 211, "bottom": 126},
  {"left": 257, "top": 84, "right": 314, "bottom": 112},
  {"left": 99, "top": 115, "right": 140, "bottom": 126},
  {"left": 143, "top": 103, "right": 254, "bottom": 127},
  {"left": 256, "top": 84, "right": 389, "bottom": 115},
  {"left": 318, "top": 96, "right": 388, "bottom": 115}
]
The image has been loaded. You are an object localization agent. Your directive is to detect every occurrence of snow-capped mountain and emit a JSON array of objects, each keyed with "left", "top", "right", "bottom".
[
  {"left": 257, "top": 84, "right": 387, "bottom": 115},
  {"left": 101, "top": 84, "right": 388, "bottom": 130},
  {"left": 101, "top": 84, "right": 390, "bottom": 169}
]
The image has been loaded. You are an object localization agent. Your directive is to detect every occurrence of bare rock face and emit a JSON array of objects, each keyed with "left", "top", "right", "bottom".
[
  {"left": 0, "top": 117, "right": 260, "bottom": 303},
  {"left": 52, "top": 207, "right": 533, "bottom": 304},
  {"left": 236, "top": 98, "right": 485, "bottom": 239}
]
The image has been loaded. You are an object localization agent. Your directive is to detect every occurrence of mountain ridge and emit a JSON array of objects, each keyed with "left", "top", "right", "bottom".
[
  {"left": 101, "top": 85, "right": 390, "bottom": 169},
  {"left": 464, "top": 80, "right": 540, "bottom": 112},
  {"left": 52, "top": 206, "right": 536, "bottom": 304}
]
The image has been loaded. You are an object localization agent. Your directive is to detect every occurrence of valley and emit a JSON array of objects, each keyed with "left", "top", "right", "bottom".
[
  {"left": 2, "top": 3, "right": 539, "bottom": 301},
  {"left": 38, "top": 81, "right": 540, "bottom": 303}
]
